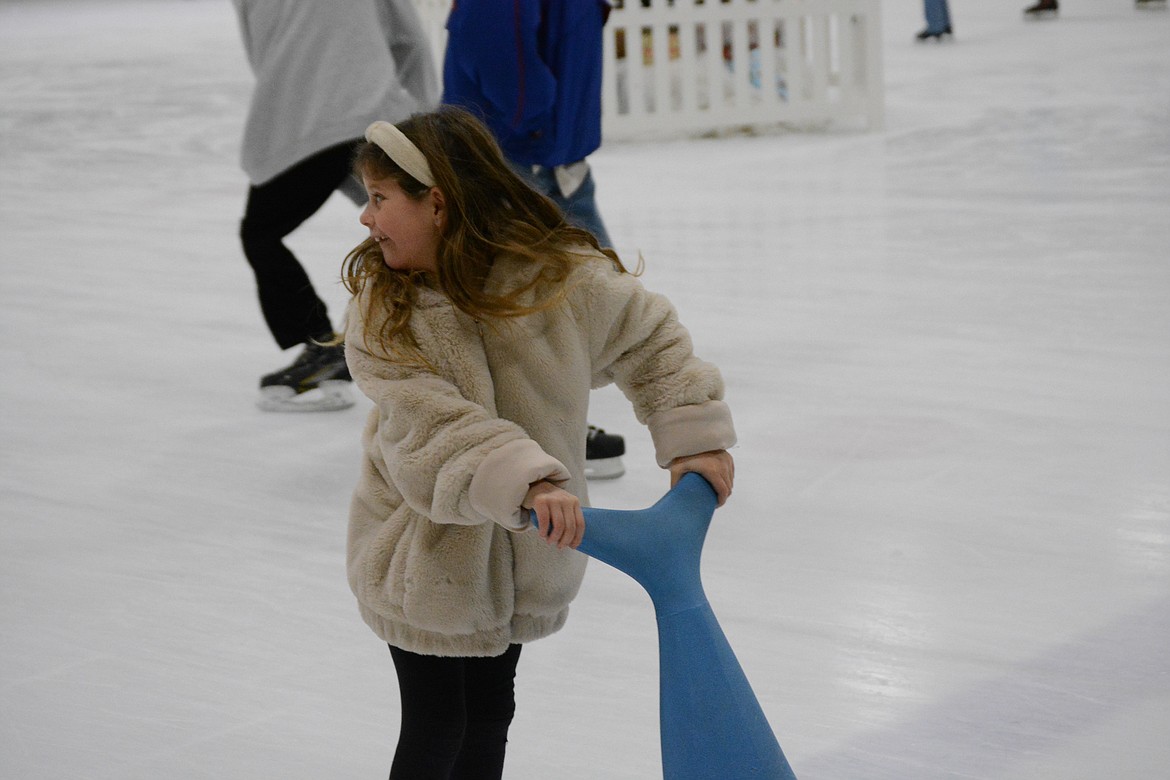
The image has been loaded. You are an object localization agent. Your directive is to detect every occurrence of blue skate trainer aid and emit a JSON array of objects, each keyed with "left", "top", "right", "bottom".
[{"left": 534, "top": 473, "right": 797, "bottom": 779}]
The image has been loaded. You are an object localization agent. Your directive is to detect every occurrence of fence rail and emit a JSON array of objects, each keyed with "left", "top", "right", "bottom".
[{"left": 411, "top": 0, "right": 883, "bottom": 141}]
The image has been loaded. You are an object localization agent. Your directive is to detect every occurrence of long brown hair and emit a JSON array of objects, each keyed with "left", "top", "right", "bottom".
[{"left": 342, "top": 106, "right": 630, "bottom": 366}]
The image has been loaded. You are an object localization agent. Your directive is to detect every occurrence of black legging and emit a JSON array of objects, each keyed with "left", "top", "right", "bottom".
[
  {"left": 239, "top": 140, "right": 360, "bottom": 350},
  {"left": 387, "top": 643, "right": 523, "bottom": 780}
]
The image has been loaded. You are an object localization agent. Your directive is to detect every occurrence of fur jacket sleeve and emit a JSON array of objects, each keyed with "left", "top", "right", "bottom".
[{"left": 564, "top": 255, "right": 737, "bottom": 465}]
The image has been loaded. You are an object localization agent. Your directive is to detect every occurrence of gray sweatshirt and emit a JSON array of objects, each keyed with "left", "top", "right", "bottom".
[{"left": 233, "top": 0, "right": 439, "bottom": 184}]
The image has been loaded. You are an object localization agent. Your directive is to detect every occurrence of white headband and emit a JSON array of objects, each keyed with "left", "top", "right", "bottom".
[{"left": 365, "top": 121, "right": 435, "bottom": 188}]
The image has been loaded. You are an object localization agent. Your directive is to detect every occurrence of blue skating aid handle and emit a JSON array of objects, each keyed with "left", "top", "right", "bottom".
[{"left": 531, "top": 472, "right": 797, "bottom": 780}]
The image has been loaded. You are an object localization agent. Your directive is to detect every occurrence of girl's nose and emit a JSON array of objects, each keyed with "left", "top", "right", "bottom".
[{"left": 359, "top": 205, "right": 372, "bottom": 227}]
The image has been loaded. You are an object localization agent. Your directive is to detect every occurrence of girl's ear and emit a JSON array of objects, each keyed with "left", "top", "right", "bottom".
[{"left": 430, "top": 187, "right": 447, "bottom": 229}]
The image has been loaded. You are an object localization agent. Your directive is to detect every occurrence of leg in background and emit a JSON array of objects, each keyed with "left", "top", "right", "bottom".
[
  {"left": 550, "top": 166, "right": 613, "bottom": 249},
  {"left": 510, "top": 162, "right": 613, "bottom": 249},
  {"left": 925, "top": 0, "right": 952, "bottom": 32},
  {"left": 918, "top": 0, "right": 954, "bottom": 39},
  {"left": 239, "top": 140, "right": 358, "bottom": 350}
]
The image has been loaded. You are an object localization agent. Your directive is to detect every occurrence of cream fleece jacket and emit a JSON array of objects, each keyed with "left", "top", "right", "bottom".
[{"left": 344, "top": 251, "right": 736, "bottom": 656}]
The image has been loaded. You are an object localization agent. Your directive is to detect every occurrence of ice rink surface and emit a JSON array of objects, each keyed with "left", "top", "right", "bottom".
[{"left": 1, "top": 1, "right": 1167, "bottom": 777}]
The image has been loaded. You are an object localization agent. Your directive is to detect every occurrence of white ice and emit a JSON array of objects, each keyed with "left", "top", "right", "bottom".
[{"left": 1, "top": 1, "right": 1168, "bottom": 778}]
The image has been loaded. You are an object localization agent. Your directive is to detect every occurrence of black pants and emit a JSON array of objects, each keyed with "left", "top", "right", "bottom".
[
  {"left": 239, "top": 140, "right": 360, "bottom": 350},
  {"left": 387, "top": 643, "right": 523, "bottom": 780}
]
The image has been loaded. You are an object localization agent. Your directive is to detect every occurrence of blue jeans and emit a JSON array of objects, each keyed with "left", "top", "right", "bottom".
[
  {"left": 924, "top": 0, "right": 952, "bottom": 33},
  {"left": 509, "top": 161, "right": 613, "bottom": 249}
]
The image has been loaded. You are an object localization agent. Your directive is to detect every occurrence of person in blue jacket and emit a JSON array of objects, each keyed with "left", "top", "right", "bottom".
[
  {"left": 442, "top": 0, "right": 613, "bottom": 249},
  {"left": 442, "top": 0, "right": 627, "bottom": 480}
]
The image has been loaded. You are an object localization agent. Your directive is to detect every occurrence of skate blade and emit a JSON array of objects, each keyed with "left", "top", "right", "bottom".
[
  {"left": 584, "top": 456, "right": 626, "bottom": 480},
  {"left": 257, "top": 380, "right": 355, "bottom": 413}
]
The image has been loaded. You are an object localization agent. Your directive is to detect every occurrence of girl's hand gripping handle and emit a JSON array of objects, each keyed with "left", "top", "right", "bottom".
[
  {"left": 523, "top": 480, "right": 586, "bottom": 549},
  {"left": 668, "top": 449, "right": 735, "bottom": 507}
]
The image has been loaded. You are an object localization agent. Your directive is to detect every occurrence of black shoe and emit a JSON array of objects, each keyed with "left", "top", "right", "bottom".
[
  {"left": 257, "top": 339, "right": 353, "bottom": 412},
  {"left": 915, "top": 25, "right": 952, "bottom": 41},
  {"left": 260, "top": 340, "right": 351, "bottom": 393},
  {"left": 585, "top": 424, "right": 625, "bottom": 480},
  {"left": 1024, "top": 0, "right": 1058, "bottom": 17}
]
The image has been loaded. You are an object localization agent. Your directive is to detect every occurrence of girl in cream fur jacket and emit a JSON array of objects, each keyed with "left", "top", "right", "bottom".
[{"left": 342, "top": 106, "right": 736, "bottom": 778}]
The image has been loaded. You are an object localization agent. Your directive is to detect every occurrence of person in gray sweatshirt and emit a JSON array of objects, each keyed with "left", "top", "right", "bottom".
[{"left": 231, "top": 0, "right": 438, "bottom": 411}]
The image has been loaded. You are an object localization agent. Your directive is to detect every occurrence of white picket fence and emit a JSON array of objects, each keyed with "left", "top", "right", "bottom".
[{"left": 411, "top": 0, "right": 883, "bottom": 141}]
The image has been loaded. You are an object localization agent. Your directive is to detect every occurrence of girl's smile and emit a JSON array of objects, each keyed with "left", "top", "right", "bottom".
[{"left": 359, "top": 175, "right": 444, "bottom": 273}]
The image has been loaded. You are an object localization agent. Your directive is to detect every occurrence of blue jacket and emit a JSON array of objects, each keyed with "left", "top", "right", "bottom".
[{"left": 442, "top": 0, "right": 610, "bottom": 168}]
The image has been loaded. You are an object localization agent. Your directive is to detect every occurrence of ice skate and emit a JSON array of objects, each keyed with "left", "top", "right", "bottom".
[
  {"left": 915, "top": 25, "right": 953, "bottom": 41},
  {"left": 584, "top": 424, "right": 626, "bottom": 480},
  {"left": 257, "top": 340, "right": 355, "bottom": 412},
  {"left": 1023, "top": 0, "right": 1058, "bottom": 18},
  {"left": 1135, "top": 0, "right": 1167, "bottom": 10}
]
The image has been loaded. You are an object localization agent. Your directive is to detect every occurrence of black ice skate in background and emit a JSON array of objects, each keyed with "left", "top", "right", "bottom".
[{"left": 257, "top": 341, "right": 355, "bottom": 413}]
